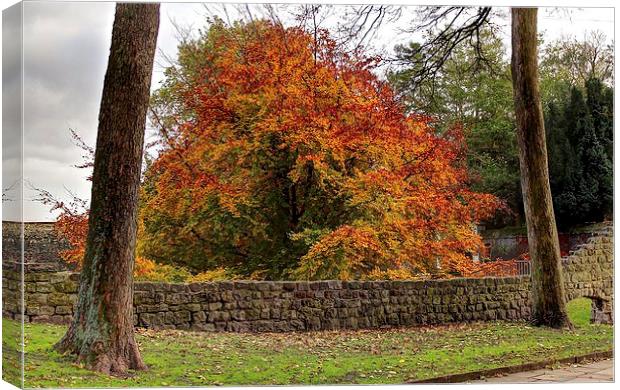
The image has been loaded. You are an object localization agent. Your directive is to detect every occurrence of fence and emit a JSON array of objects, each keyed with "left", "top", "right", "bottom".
[{"left": 515, "top": 260, "right": 531, "bottom": 276}]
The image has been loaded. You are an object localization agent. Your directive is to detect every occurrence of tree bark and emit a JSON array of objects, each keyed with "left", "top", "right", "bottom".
[
  {"left": 54, "top": 3, "right": 160, "bottom": 375},
  {"left": 510, "top": 8, "right": 571, "bottom": 329}
]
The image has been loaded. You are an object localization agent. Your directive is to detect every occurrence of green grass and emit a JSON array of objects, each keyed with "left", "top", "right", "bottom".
[
  {"left": 567, "top": 297, "right": 594, "bottom": 327},
  {"left": 3, "top": 297, "right": 612, "bottom": 388},
  {"left": 1, "top": 317, "right": 23, "bottom": 387}
]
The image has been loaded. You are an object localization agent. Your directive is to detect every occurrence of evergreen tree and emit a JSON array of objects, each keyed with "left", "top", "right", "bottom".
[
  {"left": 545, "top": 81, "right": 613, "bottom": 228},
  {"left": 577, "top": 111, "right": 613, "bottom": 222},
  {"left": 585, "top": 77, "right": 613, "bottom": 158},
  {"left": 546, "top": 101, "right": 577, "bottom": 227}
]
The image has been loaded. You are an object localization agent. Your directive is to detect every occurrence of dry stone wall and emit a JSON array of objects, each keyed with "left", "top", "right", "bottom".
[
  {"left": 2, "top": 225, "right": 613, "bottom": 331},
  {"left": 2, "top": 222, "right": 73, "bottom": 270},
  {"left": 3, "top": 264, "right": 532, "bottom": 331},
  {"left": 562, "top": 225, "right": 613, "bottom": 323}
]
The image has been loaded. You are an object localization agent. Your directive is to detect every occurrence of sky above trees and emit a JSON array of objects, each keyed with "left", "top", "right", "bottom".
[{"left": 2, "top": 1, "right": 613, "bottom": 221}]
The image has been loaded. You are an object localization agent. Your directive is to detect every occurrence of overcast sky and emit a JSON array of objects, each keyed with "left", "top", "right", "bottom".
[{"left": 1, "top": 1, "right": 614, "bottom": 221}]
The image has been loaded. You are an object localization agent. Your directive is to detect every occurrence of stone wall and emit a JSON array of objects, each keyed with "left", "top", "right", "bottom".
[
  {"left": 562, "top": 226, "right": 614, "bottom": 323},
  {"left": 2, "top": 221, "right": 73, "bottom": 270},
  {"left": 2, "top": 225, "right": 613, "bottom": 331},
  {"left": 3, "top": 264, "right": 532, "bottom": 331},
  {"left": 2, "top": 263, "right": 77, "bottom": 324}
]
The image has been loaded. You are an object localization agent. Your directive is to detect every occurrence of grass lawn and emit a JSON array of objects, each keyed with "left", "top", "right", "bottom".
[{"left": 3, "top": 297, "right": 612, "bottom": 388}]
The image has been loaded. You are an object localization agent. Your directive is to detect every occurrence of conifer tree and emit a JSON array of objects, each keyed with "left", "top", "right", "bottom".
[{"left": 545, "top": 81, "right": 613, "bottom": 227}]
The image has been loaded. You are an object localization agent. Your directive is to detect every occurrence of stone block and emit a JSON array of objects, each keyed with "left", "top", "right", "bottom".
[
  {"left": 185, "top": 303, "right": 202, "bottom": 312},
  {"left": 55, "top": 306, "right": 73, "bottom": 315},
  {"left": 192, "top": 323, "right": 216, "bottom": 332},
  {"left": 192, "top": 311, "right": 207, "bottom": 322},
  {"left": 47, "top": 292, "right": 73, "bottom": 306},
  {"left": 173, "top": 310, "right": 191, "bottom": 324}
]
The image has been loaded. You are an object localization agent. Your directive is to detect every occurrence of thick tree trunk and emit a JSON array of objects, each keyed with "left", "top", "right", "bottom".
[
  {"left": 54, "top": 3, "right": 160, "bottom": 375},
  {"left": 510, "top": 8, "right": 571, "bottom": 329}
]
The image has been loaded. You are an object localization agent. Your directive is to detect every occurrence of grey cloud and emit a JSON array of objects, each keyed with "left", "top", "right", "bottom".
[
  {"left": 16, "top": 1, "right": 206, "bottom": 221},
  {"left": 20, "top": 1, "right": 113, "bottom": 221}
]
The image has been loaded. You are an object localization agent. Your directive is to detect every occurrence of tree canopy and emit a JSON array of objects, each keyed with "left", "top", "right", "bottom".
[{"left": 138, "top": 20, "right": 500, "bottom": 280}]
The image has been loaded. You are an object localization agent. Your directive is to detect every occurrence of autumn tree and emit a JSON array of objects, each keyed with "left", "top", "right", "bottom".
[
  {"left": 54, "top": 3, "right": 160, "bottom": 375},
  {"left": 140, "top": 19, "right": 500, "bottom": 280}
]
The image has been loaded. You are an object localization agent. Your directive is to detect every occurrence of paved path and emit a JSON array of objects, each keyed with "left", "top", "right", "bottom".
[{"left": 471, "top": 358, "right": 614, "bottom": 383}]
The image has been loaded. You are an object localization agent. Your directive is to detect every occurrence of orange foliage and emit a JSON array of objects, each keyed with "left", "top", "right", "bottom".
[
  {"left": 38, "top": 20, "right": 506, "bottom": 281},
  {"left": 142, "top": 20, "right": 504, "bottom": 279},
  {"left": 466, "top": 260, "right": 519, "bottom": 277},
  {"left": 187, "top": 268, "right": 240, "bottom": 283},
  {"left": 51, "top": 207, "right": 176, "bottom": 280},
  {"left": 54, "top": 211, "right": 89, "bottom": 267}
]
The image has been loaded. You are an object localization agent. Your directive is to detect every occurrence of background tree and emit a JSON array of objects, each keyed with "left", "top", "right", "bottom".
[
  {"left": 380, "top": 8, "right": 613, "bottom": 235},
  {"left": 544, "top": 100, "right": 578, "bottom": 228},
  {"left": 388, "top": 29, "right": 521, "bottom": 226},
  {"left": 551, "top": 82, "right": 613, "bottom": 224},
  {"left": 54, "top": 3, "right": 160, "bottom": 375},
  {"left": 540, "top": 31, "right": 613, "bottom": 87},
  {"left": 585, "top": 77, "right": 614, "bottom": 157}
]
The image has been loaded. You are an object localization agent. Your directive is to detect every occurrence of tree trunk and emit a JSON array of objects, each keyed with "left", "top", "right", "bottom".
[
  {"left": 54, "top": 3, "right": 160, "bottom": 375},
  {"left": 510, "top": 8, "right": 571, "bottom": 329}
]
